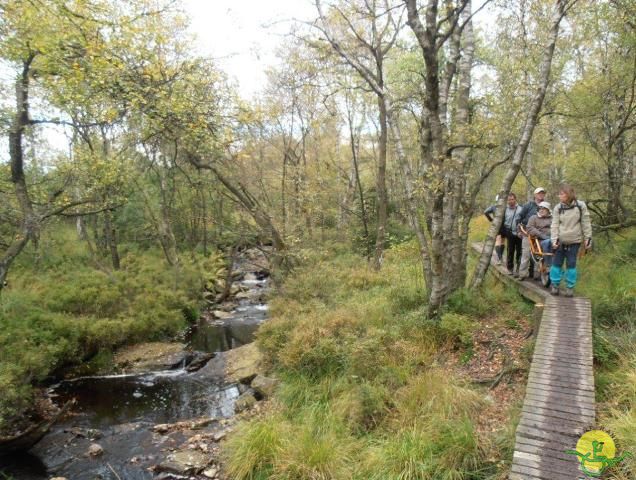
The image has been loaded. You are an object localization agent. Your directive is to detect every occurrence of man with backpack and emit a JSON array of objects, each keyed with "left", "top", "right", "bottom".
[{"left": 517, "top": 187, "right": 547, "bottom": 280}]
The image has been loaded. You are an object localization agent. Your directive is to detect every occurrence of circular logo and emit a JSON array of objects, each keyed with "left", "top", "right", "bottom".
[{"left": 575, "top": 430, "right": 616, "bottom": 475}]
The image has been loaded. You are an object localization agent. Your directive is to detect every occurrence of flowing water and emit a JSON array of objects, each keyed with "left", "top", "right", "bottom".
[{"left": 0, "top": 263, "right": 270, "bottom": 480}]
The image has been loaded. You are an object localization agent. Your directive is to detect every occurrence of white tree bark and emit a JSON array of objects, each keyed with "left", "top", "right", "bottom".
[{"left": 471, "top": 0, "right": 575, "bottom": 288}]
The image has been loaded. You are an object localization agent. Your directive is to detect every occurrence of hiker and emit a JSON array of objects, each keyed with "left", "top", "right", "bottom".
[
  {"left": 517, "top": 187, "right": 547, "bottom": 280},
  {"left": 526, "top": 201, "right": 553, "bottom": 270},
  {"left": 502, "top": 193, "right": 523, "bottom": 276},
  {"left": 549, "top": 184, "right": 593, "bottom": 297},
  {"left": 484, "top": 196, "right": 504, "bottom": 265}
]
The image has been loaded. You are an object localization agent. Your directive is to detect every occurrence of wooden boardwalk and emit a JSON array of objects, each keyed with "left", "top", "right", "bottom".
[
  {"left": 472, "top": 244, "right": 596, "bottom": 480},
  {"left": 511, "top": 296, "right": 594, "bottom": 480}
]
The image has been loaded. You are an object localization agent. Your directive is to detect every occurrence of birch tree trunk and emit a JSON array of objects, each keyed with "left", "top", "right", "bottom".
[
  {"left": 1, "top": 56, "right": 37, "bottom": 292},
  {"left": 404, "top": 0, "right": 469, "bottom": 315},
  {"left": 157, "top": 169, "right": 180, "bottom": 268},
  {"left": 386, "top": 103, "right": 433, "bottom": 288},
  {"left": 314, "top": 0, "right": 402, "bottom": 270},
  {"left": 448, "top": 1, "right": 475, "bottom": 293},
  {"left": 471, "top": 0, "right": 573, "bottom": 288},
  {"left": 103, "top": 207, "right": 121, "bottom": 270},
  {"left": 345, "top": 94, "right": 371, "bottom": 259},
  {"left": 374, "top": 93, "right": 389, "bottom": 269}
]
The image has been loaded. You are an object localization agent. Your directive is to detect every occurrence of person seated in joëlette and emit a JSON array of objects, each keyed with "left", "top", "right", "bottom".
[{"left": 526, "top": 201, "right": 553, "bottom": 270}]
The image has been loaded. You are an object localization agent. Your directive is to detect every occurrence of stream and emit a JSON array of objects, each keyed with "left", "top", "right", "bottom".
[{"left": 0, "top": 250, "right": 270, "bottom": 480}]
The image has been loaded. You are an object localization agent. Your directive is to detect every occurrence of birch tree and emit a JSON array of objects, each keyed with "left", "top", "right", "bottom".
[
  {"left": 566, "top": 0, "right": 636, "bottom": 226},
  {"left": 0, "top": 0, "right": 172, "bottom": 288},
  {"left": 471, "top": 0, "right": 579, "bottom": 288},
  {"left": 392, "top": 0, "right": 493, "bottom": 315},
  {"left": 314, "top": 0, "right": 404, "bottom": 269}
]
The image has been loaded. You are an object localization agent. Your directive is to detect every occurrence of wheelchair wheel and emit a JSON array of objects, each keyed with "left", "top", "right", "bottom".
[{"left": 540, "top": 261, "right": 550, "bottom": 287}]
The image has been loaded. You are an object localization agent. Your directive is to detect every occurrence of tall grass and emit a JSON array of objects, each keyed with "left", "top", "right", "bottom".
[
  {"left": 582, "top": 228, "right": 636, "bottom": 478},
  {"left": 224, "top": 237, "right": 529, "bottom": 479}
]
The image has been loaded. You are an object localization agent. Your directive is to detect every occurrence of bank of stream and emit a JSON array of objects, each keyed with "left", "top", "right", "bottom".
[{"left": 0, "top": 248, "right": 272, "bottom": 480}]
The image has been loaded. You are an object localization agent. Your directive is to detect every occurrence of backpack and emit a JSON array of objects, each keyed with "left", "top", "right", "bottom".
[{"left": 558, "top": 200, "right": 582, "bottom": 222}]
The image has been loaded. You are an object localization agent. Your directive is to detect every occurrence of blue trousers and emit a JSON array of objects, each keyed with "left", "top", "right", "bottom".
[
  {"left": 540, "top": 239, "right": 552, "bottom": 267},
  {"left": 550, "top": 243, "right": 580, "bottom": 288}
]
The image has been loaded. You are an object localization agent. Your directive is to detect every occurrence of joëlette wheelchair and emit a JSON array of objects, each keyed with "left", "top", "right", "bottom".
[{"left": 518, "top": 225, "right": 553, "bottom": 287}]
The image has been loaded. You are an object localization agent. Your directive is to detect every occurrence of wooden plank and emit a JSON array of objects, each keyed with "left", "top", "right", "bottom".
[
  {"left": 539, "top": 316, "right": 590, "bottom": 324},
  {"left": 513, "top": 451, "right": 583, "bottom": 478},
  {"left": 525, "top": 381, "right": 594, "bottom": 400},
  {"left": 540, "top": 315, "right": 590, "bottom": 324},
  {"left": 528, "top": 366, "right": 593, "bottom": 383},
  {"left": 535, "top": 328, "right": 591, "bottom": 337},
  {"left": 518, "top": 418, "right": 587, "bottom": 437},
  {"left": 531, "top": 353, "right": 592, "bottom": 367},
  {"left": 544, "top": 315, "right": 591, "bottom": 323},
  {"left": 514, "top": 446, "right": 582, "bottom": 471},
  {"left": 528, "top": 377, "right": 596, "bottom": 400},
  {"left": 531, "top": 351, "right": 591, "bottom": 364},
  {"left": 535, "top": 335, "right": 592, "bottom": 347},
  {"left": 519, "top": 411, "right": 589, "bottom": 431},
  {"left": 536, "top": 329, "right": 589, "bottom": 340},
  {"left": 516, "top": 424, "right": 581, "bottom": 445},
  {"left": 530, "top": 363, "right": 592, "bottom": 376},
  {"left": 528, "top": 364, "right": 593, "bottom": 380},
  {"left": 530, "top": 360, "right": 591, "bottom": 372},
  {"left": 534, "top": 340, "right": 591, "bottom": 351},
  {"left": 529, "top": 363, "right": 592, "bottom": 376},
  {"left": 532, "top": 346, "right": 591, "bottom": 358},
  {"left": 514, "top": 451, "right": 583, "bottom": 473},
  {"left": 525, "top": 379, "right": 595, "bottom": 398},
  {"left": 509, "top": 473, "right": 541, "bottom": 480},
  {"left": 523, "top": 391, "right": 595, "bottom": 411},
  {"left": 521, "top": 399, "right": 593, "bottom": 419},
  {"left": 510, "top": 460, "right": 584, "bottom": 480},
  {"left": 524, "top": 385, "right": 595, "bottom": 404},
  {"left": 537, "top": 333, "right": 586, "bottom": 340},
  {"left": 527, "top": 372, "right": 594, "bottom": 391},
  {"left": 521, "top": 403, "right": 595, "bottom": 424},
  {"left": 515, "top": 435, "right": 590, "bottom": 460},
  {"left": 530, "top": 358, "right": 591, "bottom": 370},
  {"left": 535, "top": 327, "right": 590, "bottom": 336},
  {"left": 520, "top": 411, "right": 590, "bottom": 431},
  {"left": 529, "top": 360, "right": 591, "bottom": 374},
  {"left": 523, "top": 397, "right": 595, "bottom": 418},
  {"left": 535, "top": 335, "right": 591, "bottom": 343},
  {"left": 510, "top": 463, "right": 550, "bottom": 480}
]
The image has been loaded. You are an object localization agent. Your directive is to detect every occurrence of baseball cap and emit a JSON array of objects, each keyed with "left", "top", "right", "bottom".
[
  {"left": 534, "top": 187, "right": 546, "bottom": 194},
  {"left": 538, "top": 201, "right": 551, "bottom": 210}
]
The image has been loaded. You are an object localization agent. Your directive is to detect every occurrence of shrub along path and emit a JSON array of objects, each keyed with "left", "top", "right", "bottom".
[{"left": 473, "top": 243, "right": 595, "bottom": 480}]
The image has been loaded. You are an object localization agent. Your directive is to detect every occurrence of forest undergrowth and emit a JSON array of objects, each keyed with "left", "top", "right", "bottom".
[
  {"left": 223, "top": 231, "right": 536, "bottom": 480},
  {"left": 581, "top": 227, "right": 636, "bottom": 479},
  {"left": 224, "top": 224, "right": 636, "bottom": 480},
  {"left": 0, "top": 223, "right": 221, "bottom": 431}
]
